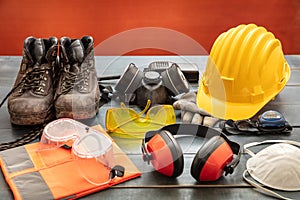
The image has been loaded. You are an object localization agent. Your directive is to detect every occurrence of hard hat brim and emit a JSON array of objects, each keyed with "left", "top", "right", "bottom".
[{"left": 196, "top": 63, "right": 290, "bottom": 120}]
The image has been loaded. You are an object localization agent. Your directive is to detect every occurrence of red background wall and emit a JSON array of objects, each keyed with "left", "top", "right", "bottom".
[{"left": 0, "top": 0, "right": 299, "bottom": 55}]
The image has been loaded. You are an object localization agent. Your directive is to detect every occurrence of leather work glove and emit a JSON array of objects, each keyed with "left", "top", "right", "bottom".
[{"left": 173, "top": 92, "right": 219, "bottom": 127}]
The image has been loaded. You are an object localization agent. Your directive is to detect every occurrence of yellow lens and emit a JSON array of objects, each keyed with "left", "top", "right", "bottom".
[
  {"left": 106, "top": 108, "right": 139, "bottom": 132},
  {"left": 106, "top": 105, "right": 176, "bottom": 138},
  {"left": 146, "top": 105, "right": 176, "bottom": 125}
]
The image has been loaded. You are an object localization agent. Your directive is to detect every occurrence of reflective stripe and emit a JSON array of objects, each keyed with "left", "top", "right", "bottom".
[
  {"left": 0, "top": 146, "right": 34, "bottom": 173},
  {"left": 0, "top": 125, "right": 142, "bottom": 199},
  {"left": 13, "top": 171, "right": 54, "bottom": 200},
  {"left": 0, "top": 145, "right": 54, "bottom": 200}
]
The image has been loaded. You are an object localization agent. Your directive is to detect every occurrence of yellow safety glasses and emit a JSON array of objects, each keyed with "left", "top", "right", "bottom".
[{"left": 106, "top": 100, "right": 176, "bottom": 138}]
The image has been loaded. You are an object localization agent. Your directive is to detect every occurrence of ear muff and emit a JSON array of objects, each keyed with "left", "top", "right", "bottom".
[
  {"left": 115, "top": 63, "right": 143, "bottom": 94},
  {"left": 190, "top": 136, "right": 234, "bottom": 182},
  {"left": 161, "top": 63, "right": 189, "bottom": 96},
  {"left": 143, "top": 124, "right": 240, "bottom": 181},
  {"left": 146, "top": 130, "right": 184, "bottom": 177}
]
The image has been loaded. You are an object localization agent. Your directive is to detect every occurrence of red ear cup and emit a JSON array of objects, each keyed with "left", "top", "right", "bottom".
[
  {"left": 190, "top": 136, "right": 233, "bottom": 182},
  {"left": 146, "top": 130, "right": 183, "bottom": 177}
]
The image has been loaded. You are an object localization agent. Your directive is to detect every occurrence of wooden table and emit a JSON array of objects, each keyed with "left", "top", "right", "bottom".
[{"left": 0, "top": 56, "right": 300, "bottom": 199}]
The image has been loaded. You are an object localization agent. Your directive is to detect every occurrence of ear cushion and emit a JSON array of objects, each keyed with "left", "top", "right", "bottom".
[
  {"left": 161, "top": 64, "right": 189, "bottom": 96},
  {"left": 190, "top": 136, "right": 233, "bottom": 182},
  {"left": 115, "top": 63, "right": 143, "bottom": 94},
  {"left": 146, "top": 130, "right": 183, "bottom": 177}
]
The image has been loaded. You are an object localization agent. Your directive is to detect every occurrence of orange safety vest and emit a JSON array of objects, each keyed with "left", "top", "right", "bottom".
[{"left": 0, "top": 125, "right": 141, "bottom": 200}]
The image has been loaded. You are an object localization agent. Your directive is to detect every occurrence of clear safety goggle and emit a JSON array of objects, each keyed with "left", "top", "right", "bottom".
[
  {"left": 38, "top": 118, "right": 123, "bottom": 185},
  {"left": 105, "top": 100, "right": 176, "bottom": 138}
]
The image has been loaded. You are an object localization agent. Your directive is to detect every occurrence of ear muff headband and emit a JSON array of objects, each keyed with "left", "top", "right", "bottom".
[{"left": 143, "top": 124, "right": 241, "bottom": 180}]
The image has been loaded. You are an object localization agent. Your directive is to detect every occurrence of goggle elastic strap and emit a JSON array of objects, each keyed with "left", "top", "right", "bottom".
[{"left": 84, "top": 165, "right": 125, "bottom": 186}]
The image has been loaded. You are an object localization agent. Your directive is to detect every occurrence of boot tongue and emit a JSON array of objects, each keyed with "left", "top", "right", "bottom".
[
  {"left": 69, "top": 39, "right": 84, "bottom": 64},
  {"left": 33, "top": 38, "right": 45, "bottom": 65},
  {"left": 67, "top": 39, "right": 84, "bottom": 73}
]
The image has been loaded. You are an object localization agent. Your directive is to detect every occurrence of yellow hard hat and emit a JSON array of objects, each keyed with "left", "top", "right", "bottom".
[{"left": 197, "top": 24, "right": 290, "bottom": 120}]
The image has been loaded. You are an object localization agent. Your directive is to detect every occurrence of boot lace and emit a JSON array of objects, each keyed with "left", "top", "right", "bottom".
[
  {"left": 61, "top": 63, "right": 90, "bottom": 94},
  {"left": 16, "top": 66, "right": 50, "bottom": 96},
  {"left": 0, "top": 68, "right": 50, "bottom": 151}
]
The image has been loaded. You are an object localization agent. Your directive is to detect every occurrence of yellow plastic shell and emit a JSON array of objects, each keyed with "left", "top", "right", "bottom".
[{"left": 197, "top": 24, "right": 290, "bottom": 120}]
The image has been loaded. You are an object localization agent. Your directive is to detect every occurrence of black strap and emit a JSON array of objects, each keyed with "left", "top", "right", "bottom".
[
  {"left": 220, "top": 119, "right": 293, "bottom": 135},
  {"left": 109, "top": 165, "right": 125, "bottom": 179},
  {"left": 145, "top": 124, "right": 239, "bottom": 150},
  {"left": 98, "top": 84, "right": 113, "bottom": 106}
]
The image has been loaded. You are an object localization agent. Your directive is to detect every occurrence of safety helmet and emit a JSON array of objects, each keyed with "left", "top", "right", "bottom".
[{"left": 197, "top": 24, "right": 290, "bottom": 120}]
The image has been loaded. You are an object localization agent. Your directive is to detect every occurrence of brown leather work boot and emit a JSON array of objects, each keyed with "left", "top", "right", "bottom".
[
  {"left": 8, "top": 36, "right": 58, "bottom": 125},
  {"left": 54, "top": 36, "right": 100, "bottom": 119}
]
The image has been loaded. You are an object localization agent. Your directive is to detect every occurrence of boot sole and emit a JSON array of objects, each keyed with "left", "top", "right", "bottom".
[
  {"left": 55, "top": 101, "right": 100, "bottom": 119},
  {"left": 9, "top": 108, "right": 54, "bottom": 126}
]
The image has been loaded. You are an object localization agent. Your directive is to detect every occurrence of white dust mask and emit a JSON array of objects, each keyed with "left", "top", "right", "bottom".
[{"left": 243, "top": 140, "right": 300, "bottom": 200}]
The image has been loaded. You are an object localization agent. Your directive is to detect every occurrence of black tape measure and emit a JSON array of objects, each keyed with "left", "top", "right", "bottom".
[{"left": 258, "top": 110, "right": 288, "bottom": 132}]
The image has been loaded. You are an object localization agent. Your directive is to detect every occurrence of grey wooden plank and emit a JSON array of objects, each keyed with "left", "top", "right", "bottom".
[
  {"left": 0, "top": 55, "right": 298, "bottom": 71},
  {"left": 1, "top": 56, "right": 299, "bottom": 86},
  {"left": 83, "top": 187, "right": 297, "bottom": 200},
  {"left": 95, "top": 55, "right": 207, "bottom": 77},
  {"left": 0, "top": 179, "right": 287, "bottom": 200},
  {"left": 286, "top": 55, "right": 300, "bottom": 69},
  {"left": 288, "top": 69, "right": 300, "bottom": 85}
]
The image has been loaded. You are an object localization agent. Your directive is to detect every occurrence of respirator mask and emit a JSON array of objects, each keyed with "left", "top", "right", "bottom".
[
  {"left": 114, "top": 62, "right": 190, "bottom": 109},
  {"left": 243, "top": 140, "right": 300, "bottom": 200}
]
